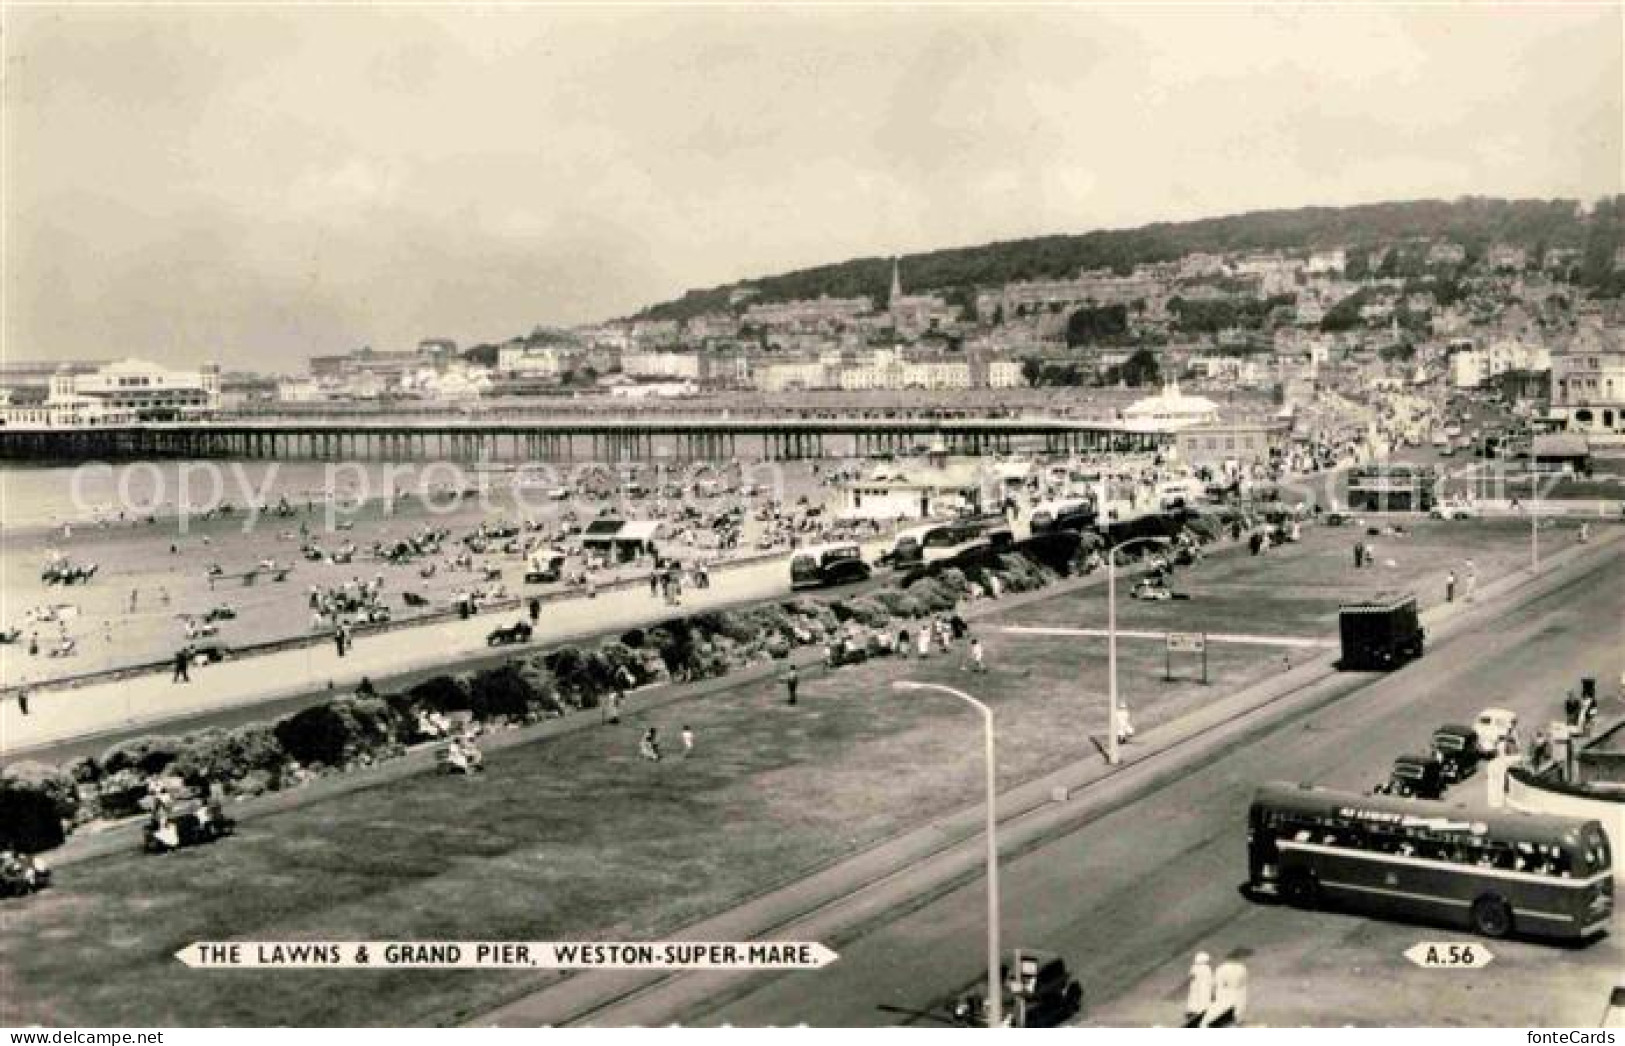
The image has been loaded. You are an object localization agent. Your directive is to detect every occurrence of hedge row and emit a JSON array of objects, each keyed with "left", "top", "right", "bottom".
[{"left": 14, "top": 511, "right": 1239, "bottom": 854}]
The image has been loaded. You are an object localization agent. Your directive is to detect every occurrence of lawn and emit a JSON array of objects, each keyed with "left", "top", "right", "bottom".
[{"left": 0, "top": 514, "right": 1592, "bottom": 1026}]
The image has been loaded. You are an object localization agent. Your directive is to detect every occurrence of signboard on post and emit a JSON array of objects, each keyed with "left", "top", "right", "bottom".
[{"left": 1165, "top": 632, "right": 1209, "bottom": 683}]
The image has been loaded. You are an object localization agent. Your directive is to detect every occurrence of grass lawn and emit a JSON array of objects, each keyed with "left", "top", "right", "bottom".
[{"left": 0, "top": 514, "right": 1602, "bottom": 1026}]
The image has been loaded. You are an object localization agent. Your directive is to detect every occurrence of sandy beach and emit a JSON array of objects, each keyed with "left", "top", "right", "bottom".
[{"left": 0, "top": 457, "right": 848, "bottom": 686}]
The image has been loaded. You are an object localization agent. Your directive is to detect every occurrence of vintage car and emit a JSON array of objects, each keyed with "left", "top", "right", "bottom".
[
  {"left": 950, "top": 950, "right": 1084, "bottom": 1028},
  {"left": 187, "top": 637, "right": 234, "bottom": 664},
  {"left": 1430, "top": 724, "right": 1482, "bottom": 783},
  {"left": 486, "top": 621, "right": 534, "bottom": 647},
  {"left": 1384, "top": 753, "right": 1445, "bottom": 800}
]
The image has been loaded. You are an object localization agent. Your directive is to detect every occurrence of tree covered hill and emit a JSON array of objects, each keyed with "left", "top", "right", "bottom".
[{"left": 633, "top": 196, "right": 1621, "bottom": 322}]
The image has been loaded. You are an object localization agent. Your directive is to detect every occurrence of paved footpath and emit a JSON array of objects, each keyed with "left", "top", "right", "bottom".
[{"left": 0, "top": 540, "right": 891, "bottom": 757}]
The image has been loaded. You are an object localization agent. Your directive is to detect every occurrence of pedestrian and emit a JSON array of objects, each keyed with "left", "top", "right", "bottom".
[
  {"left": 1115, "top": 702, "right": 1135, "bottom": 745},
  {"left": 783, "top": 665, "right": 800, "bottom": 706},
  {"left": 335, "top": 627, "right": 347, "bottom": 658},
  {"left": 27, "top": 633, "right": 38, "bottom": 657},
  {"left": 897, "top": 627, "right": 911, "bottom": 658},
  {"left": 1352, "top": 541, "right": 1364, "bottom": 568},
  {"left": 916, "top": 627, "right": 932, "bottom": 659},
  {"left": 1205, "top": 956, "right": 1250, "bottom": 1027},
  {"left": 681, "top": 724, "right": 695, "bottom": 757},
  {"left": 1445, "top": 570, "right": 1456, "bottom": 604},
  {"left": 16, "top": 686, "right": 30, "bottom": 717},
  {"left": 172, "top": 647, "right": 191, "bottom": 683},
  {"left": 650, "top": 572, "right": 660, "bottom": 598},
  {"left": 528, "top": 597, "right": 541, "bottom": 624},
  {"left": 1579, "top": 522, "right": 1590, "bottom": 544},
  {"left": 1464, "top": 559, "right": 1477, "bottom": 601},
  {"left": 639, "top": 727, "right": 661, "bottom": 762},
  {"left": 967, "top": 636, "right": 986, "bottom": 673},
  {"left": 1184, "top": 952, "right": 1215, "bottom": 1027}
]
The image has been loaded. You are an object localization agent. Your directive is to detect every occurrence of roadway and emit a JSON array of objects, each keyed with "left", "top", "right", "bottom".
[{"left": 659, "top": 547, "right": 1625, "bottom": 1027}]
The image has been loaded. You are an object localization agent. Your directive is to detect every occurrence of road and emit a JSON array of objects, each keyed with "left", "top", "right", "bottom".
[{"left": 665, "top": 548, "right": 1625, "bottom": 1027}]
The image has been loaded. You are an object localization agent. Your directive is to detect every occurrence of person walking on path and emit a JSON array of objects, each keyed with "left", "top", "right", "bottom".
[
  {"left": 1115, "top": 702, "right": 1135, "bottom": 745},
  {"left": 681, "top": 724, "right": 695, "bottom": 757},
  {"left": 335, "top": 626, "right": 348, "bottom": 658},
  {"left": 528, "top": 597, "right": 541, "bottom": 624},
  {"left": 783, "top": 665, "right": 800, "bottom": 706},
  {"left": 172, "top": 647, "right": 191, "bottom": 683},
  {"left": 1353, "top": 541, "right": 1365, "bottom": 569},
  {"left": 1184, "top": 952, "right": 1215, "bottom": 1027},
  {"left": 965, "top": 636, "right": 986, "bottom": 673},
  {"left": 916, "top": 627, "right": 932, "bottom": 659},
  {"left": 1205, "top": 957, "right": 1250, "bottom": 1027},
  {"left": 1445, "top": 570, "right": 1456, "bottom": 604},
  {"left": 1464, "top": 559, "right": 1478, "bottom": 601},
  {"left": 639, "top": 727, "right": 661, "bottom": 762},
  {"left": 16, "top": 685, "right": 30, "bottom": 717},
  {"left": 1579, "top": 522, "right": 1590, "bottom": 544}
]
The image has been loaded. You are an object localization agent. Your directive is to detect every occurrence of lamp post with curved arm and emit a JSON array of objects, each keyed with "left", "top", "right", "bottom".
[
  {"left": 892, "top": 680, "right": 1002, "bottom": 1029},
  {"left": 1105, "top": 534, "right": 1176, "bottom": 767}
]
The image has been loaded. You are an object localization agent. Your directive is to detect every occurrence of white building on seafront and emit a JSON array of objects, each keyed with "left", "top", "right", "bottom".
[
  {"left": 0, "top": 358, "right": 221, "bottom": 428},
  {"left": 1118, "top": 381, "right": 1221, "bottom": 431},
  {"left": 1550, "top": 322, "right": 1625, "bottom": 442}
]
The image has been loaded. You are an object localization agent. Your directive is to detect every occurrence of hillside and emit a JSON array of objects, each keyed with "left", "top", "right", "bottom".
[{"left": 633, "top": 196, "right": 1623, "bottom": 322}]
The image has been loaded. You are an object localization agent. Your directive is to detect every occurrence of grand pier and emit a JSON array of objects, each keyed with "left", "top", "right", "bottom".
[{"left": 0, "top": 413, "right": 1169, "bottom": 463}]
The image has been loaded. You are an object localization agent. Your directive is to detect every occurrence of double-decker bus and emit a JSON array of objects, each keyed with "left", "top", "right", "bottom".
[
  {"left": 789, "top": 542, "right": 871, "bottom": 590},
  {"left": 882, "top": 516, "right": 1012, "bottom": 568},
  {"left": 1028, "top": 498, "right": 1095, "bottom": 535},
  {"left": 1247, "top": 783, "right": 1612, "bottom": 941}
]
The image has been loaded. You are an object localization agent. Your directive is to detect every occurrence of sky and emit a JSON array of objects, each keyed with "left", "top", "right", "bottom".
[{"left": 4, "top": 3, "right": 1621, "bottom": 371}]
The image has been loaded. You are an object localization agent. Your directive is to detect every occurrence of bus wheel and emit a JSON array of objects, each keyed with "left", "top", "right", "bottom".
[
  {"left": 1281, "top": 870, "right": 1319, "bottom": 909},
  {"left": 1470, "top": 895, "right": 1513, "bottom": 938}
]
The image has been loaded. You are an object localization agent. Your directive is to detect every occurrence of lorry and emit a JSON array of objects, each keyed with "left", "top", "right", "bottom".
[{"left": 1337, "top": 592, "right": 1425, "bottom": 671}]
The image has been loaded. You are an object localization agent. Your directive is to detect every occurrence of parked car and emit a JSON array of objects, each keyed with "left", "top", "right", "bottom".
[
  {"left": 187, "top": 638, "right": 234, "bottom": 664},
  {"left": 486, "top": 621, "right": 533, "bottom": 646},
  {"left": 1430, "top": 724, "right": 1482, "bottom": 782},
  {"left": 1385, "top": 753, "right": 1445, "bottom": 800},
  {"left": 950, "top": 951, "right": 1084, "bottom": 1028}
]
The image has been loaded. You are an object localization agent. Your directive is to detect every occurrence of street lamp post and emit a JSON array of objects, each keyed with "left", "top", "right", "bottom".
[
  {"left": 1105, "top": 534, "right": 1172, "bottom": 767},
  {"left": 892, "top": 680, "right": 1002, "bottom": 1029},
  {"left": 1530, "top": 492, "right": 1540, "bottom": 571}
]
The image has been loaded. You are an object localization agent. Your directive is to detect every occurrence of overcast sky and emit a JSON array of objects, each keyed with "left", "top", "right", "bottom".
[{"left": 5, "top": 4, "right": 1621, "bottom": 370}]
